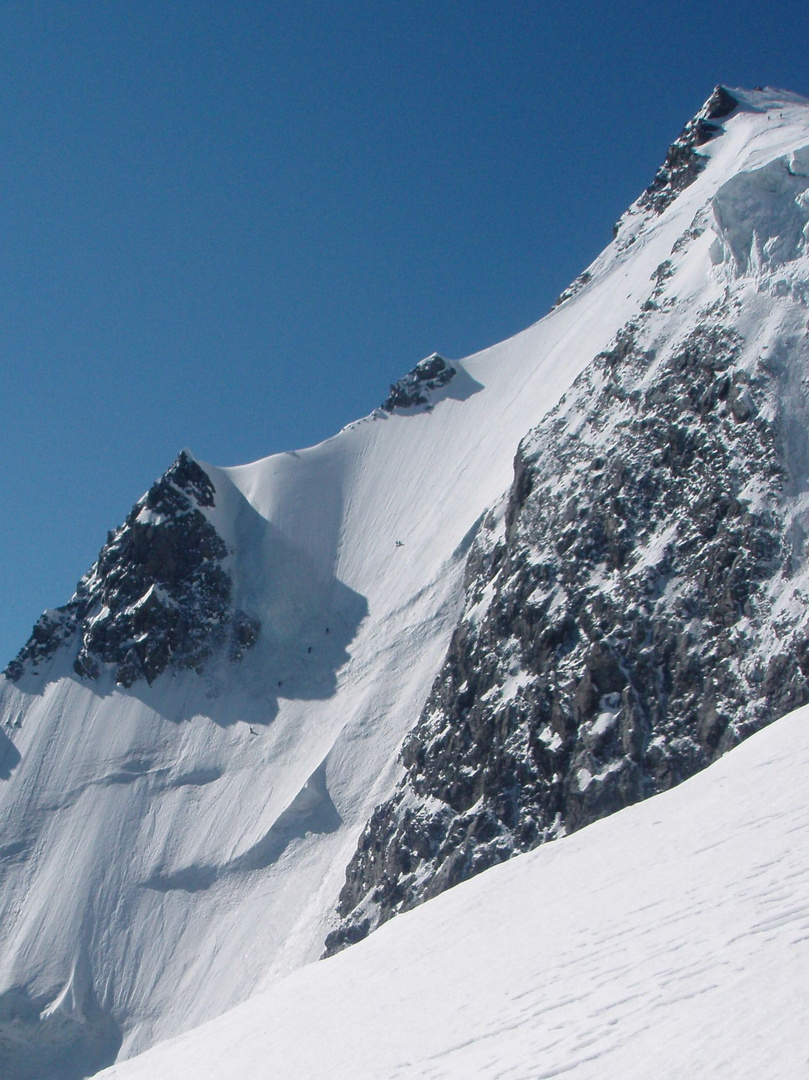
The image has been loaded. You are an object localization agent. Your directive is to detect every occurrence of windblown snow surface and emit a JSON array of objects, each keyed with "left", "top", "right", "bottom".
[
  {"left": 2, "top": 86, "right": 809, "bottom": 1077},
  {"left": 98, "top": 703, "right": 809, "bottom": 1080}
]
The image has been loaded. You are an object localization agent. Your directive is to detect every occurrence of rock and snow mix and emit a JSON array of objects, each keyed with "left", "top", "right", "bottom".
[
  {"left": 1, "top": 87, "right": 809, "bottom": 1078},
  {"left": 4, "top": 452, "right": 260, "bottom": 688},
  {"left": 329, "top": 290, "right": 809, "bottom": 948},
  {"left": 99, "top": 704, "right": 809, "bottom": 1080},
  {"left": 330, "top": 90, "right": 809, "bottom": 949}
]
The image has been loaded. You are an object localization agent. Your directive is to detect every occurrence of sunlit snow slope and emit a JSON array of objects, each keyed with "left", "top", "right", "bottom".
[
  {"left": 2, "top": 86, "right": 809, "bottom": 1077},
  {"left": 100, "top": 704, "right": 809, "bottom": 1080}
]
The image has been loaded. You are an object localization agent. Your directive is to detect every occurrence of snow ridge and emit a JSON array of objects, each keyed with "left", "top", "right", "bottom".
[
  {"left": 328, "top": 113, "right": 809, "bottom": 949},
  {"left": 3, "top": 86, "right": 809, "bottom": 1079}
]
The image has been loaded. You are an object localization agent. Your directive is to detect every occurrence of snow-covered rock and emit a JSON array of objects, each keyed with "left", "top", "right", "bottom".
[
  {"left": 5, "top": 452, "right": 259, "bottom": 688},
  {"left": 330, "top": 85, "right": 809, "bottom": 949},
  {"left": 380, "top": 352, "right": 458, "bottom": 411},
  {"left": 98, "top": 703, "right": 809, "bottom": 1080},
  {"left": 2, "top": 85, "right": 809, "bottom": 1079}
]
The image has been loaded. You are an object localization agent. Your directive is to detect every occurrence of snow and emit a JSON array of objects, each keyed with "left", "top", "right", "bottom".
[
  {"left": 710, "top": 147, "right": 809, "bottom": 275},
  {"left": 3, "top": 86, "right": 809, "bottom": 1073},
  {"left": 99, "top": 704, "right": 809, "bottom": 1080}
]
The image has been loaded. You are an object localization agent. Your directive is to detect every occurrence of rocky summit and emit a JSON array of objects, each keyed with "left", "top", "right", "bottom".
[
  {"left": 637, "top": 85, "right": 739, "bottom": 215},
  {"left": 327, "top": 91, "right": 809, "bottom": 950},
  {"left": 381, "top": 353, "right": 456, "bottom": 411},
  {"left": 3, "top": 86, "right": 809, "bottom": 1080},
  {"left": 5, "top": 451, "right": 260, "bottom": 688}
]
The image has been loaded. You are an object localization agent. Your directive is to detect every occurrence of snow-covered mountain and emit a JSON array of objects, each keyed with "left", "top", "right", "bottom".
[
  {"left": 96, "top": 700, "right": 809, "bottom": 1080},
  {"left": 328, "top": 88, "right": 809, "bottom": 949},
  {"left": 2, "top": 85, "right": 809, "bottom": 1079}
]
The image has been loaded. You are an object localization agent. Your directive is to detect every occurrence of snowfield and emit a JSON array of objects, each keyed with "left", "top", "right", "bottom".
[
  {"left": 99, "top": 704, "right": 809, "bottom": 1080},
  {"left": 2, "top": 85, "right": 809, "bottom": 1077}
]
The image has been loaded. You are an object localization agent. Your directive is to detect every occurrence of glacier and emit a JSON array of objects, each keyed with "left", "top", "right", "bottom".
[{"left": 1, "top": 85, "right": 809, "bottom": 1078}]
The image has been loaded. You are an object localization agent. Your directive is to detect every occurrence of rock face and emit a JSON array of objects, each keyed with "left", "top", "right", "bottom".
[
  {"left": 325, "top": 291, "right": 809, "bottom": 953},
  {"left": 551, "top": 270, "right": 592, "bottom": 311},
  {"left": 4, "top": 452, "right": 260, "bottom": 687},
  {"left": 637, "top": 85, "right": 738, "bottom": 215},
  {"left": 381, "top": 354, "right": 456, "bottom": 411}
]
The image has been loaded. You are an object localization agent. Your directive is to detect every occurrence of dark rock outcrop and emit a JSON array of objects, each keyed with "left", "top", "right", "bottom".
[
  {"left": 551, "top": 270, "right": 593, "bottom": 311},
  {"left": 5, "top": 452, "right": 260, "bottom": 687},
  {"left": 326, "top": 295, "right": 808, "bottom": 955},
  {"left": 635, "top": 86, "right": 739, "bottom": 216},
  {"left": 382, "top": 354, "right": 456, "bottom": 411}
]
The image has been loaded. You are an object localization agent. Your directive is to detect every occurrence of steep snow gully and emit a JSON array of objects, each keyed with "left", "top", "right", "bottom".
[{"left": 2, "top": 86, "right": 809, "bottom": 1078}]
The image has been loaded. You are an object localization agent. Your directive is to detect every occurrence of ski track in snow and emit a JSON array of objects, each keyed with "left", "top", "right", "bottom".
[{"left": 100, "top": 705, "right": 809, "bottom": 1080}]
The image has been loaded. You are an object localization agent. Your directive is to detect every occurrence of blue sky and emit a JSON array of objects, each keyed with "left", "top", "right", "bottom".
[{"left": 3, "top": 0, "right": 809, "bottom": 664}]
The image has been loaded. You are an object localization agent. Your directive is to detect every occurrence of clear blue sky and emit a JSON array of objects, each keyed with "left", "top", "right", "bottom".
[{"left": 3, "top": 0, "right": 808, "bottom": 665}]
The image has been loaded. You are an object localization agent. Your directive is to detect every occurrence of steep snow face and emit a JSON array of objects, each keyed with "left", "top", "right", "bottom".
[
  {"left": 710, "top": 144, "right": 809, "bottom": 275},
  {"left": 330, "top": 287, "right": 809, "bottom": 948},
  {"left": 331, "top": 90, "right": 809, "bottom": 947},
  {"left": 2, "top": 86, "right": 809, "bottom": 1078},
  {"left": 99, "top": 704, "right": 809, "bottom": 1080}
]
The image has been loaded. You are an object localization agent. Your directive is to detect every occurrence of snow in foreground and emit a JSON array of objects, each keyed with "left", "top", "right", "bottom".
[
  {"left": 5, "top": 89, "right": 809, "bottom": 1068},
  {"left": 100, "top": 703, "right": 809, "bottom": 1080}
]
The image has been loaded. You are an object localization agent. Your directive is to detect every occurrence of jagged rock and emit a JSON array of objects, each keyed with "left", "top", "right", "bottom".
[
  {"left": 5, "top": 452, "right": 260, "bottom": 687},
  {"left": 382, "top": 354, "right": 456, "bottom": 411},
  {"left": 551, "top": 270, "right": 592, "bottom": 310},
  {"left": 326, "top": 293, "right": 808, "bottom": 955},
  {"left": 703, "top": 85, "right": 740, "bottom": 121},
  {"left": 638, "top": 86, "right": 738, "bottom": 214},
  {"left": 229, "top": 611, "right": 262, "bottom": 663}
]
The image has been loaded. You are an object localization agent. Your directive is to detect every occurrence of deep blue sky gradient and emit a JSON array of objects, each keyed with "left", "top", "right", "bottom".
[{"left": 3, "top": 1, "right": 809, "bottom": 663}]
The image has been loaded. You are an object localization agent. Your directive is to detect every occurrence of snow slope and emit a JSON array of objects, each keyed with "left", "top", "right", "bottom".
[
  {"left": 2, "top": 86, "right": 809, "bottom": 1075},
  {"left": 99, "top": 703, "right": 809, "bottom": 1080}
]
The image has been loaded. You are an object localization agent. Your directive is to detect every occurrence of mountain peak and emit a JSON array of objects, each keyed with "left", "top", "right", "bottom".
[
  {"left": 3, "top": 84, "right": 809, "bottom": 1080},
  {"left": 637, "top": 86, "right": 738, "bottom": 215},
  {"left": 381, "top": 353, "right": 457, "bottom": 412},
  {"left": 4, "top": 451, "right": 260, "bottom": 687},
  {"left": 701, "top": 84, "right": 739, "bottom": 121}
]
